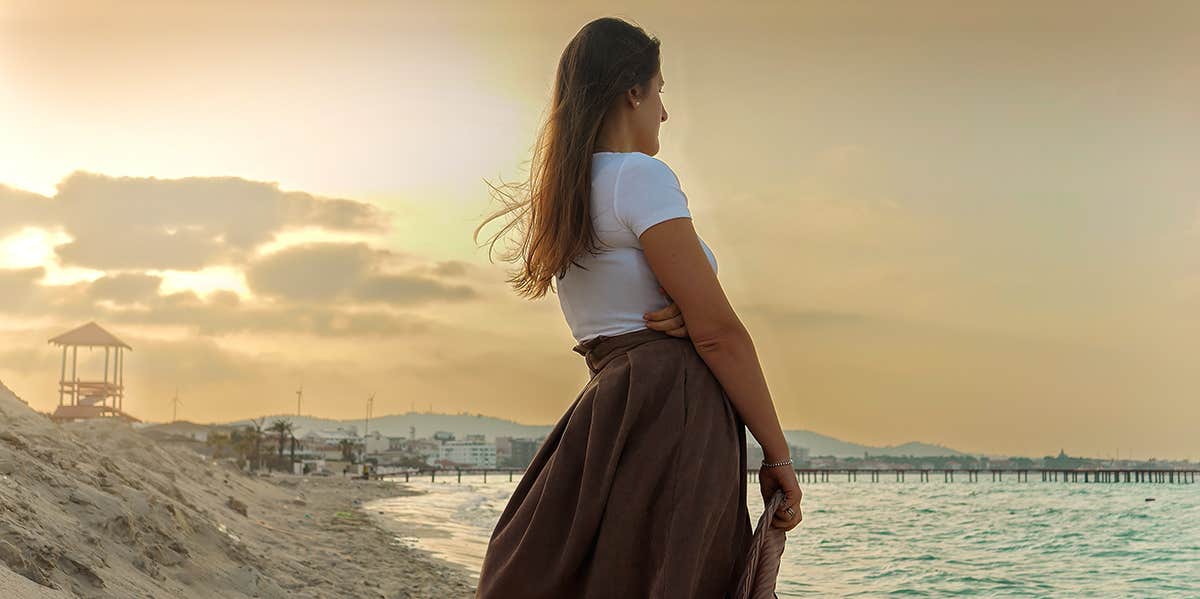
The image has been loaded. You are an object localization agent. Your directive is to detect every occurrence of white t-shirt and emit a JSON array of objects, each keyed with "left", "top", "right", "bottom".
[{"left": 555, "top": 151, "right": 718, "bottom": 344}]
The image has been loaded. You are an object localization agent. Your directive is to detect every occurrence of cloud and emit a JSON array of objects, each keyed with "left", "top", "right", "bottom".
[
  {"left": 2, "top": 171, "right": 390, "bottom": 270},
  {"left": 143, "top": 295, "right": 435, "bottom": 338},
  {"left": 124, "top": 335, "right": 265, "bottom": 382},
  {"left": 86, "top": 272, "right": 163, "bottom": 304},
  {"left": 0, "top": 266, "right": 45, "bottom": 310},
  {"left": 430, "top": 260, "right": 470, "bottom": 278},
  {"left": 0, "top": 270, "right": 437, "bottom": 338},
  {"left": 246, "top": 242, "right": 478, "bottom": 304},
  {"left": 354, "top": 274, "right": 476, "bottom": 303},
  {"left": 247, "top": 243, "right": 381, "bottom": 302},
  {"left": 0, "top": 171, "right": 491, "bottom": 339},
  {"left": 0, "top": 185, "right": 56, "bottom": 238}
]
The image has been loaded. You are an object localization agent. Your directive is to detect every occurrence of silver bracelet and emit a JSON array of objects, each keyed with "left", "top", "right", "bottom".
[{"left": 761, "top": 458, "right": 793, "bottom": 469}]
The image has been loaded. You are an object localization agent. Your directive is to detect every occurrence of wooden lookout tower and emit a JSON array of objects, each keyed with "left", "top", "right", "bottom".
[{"left": 47, "top": 321, "right": 139, "bottom": 423}]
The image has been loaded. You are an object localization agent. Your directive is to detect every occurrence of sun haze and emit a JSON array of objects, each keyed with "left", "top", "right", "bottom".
[{"left": 1, "top": 1, "right": 1197, "bottom": 459}]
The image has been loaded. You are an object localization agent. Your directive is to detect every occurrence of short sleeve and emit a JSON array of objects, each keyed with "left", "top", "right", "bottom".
[{"left": 613, "top": 154, "right": 692, "bottom": 238}]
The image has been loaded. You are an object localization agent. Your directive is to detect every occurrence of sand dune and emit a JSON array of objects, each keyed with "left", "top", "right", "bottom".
[{"left": 0, "top": 380, "right": 476, "bottom": 598}]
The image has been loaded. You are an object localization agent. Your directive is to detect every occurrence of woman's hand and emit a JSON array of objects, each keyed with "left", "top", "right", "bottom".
[
  {"left": 759, "top": 463, "right": 804, "bottom": 531},
  {"left": 642, "top": 285, "right": 688, "bottom": 338}
]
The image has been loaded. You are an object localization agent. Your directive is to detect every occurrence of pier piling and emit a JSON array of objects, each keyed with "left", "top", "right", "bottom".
[{"left": 377, "top": 467, "right": 1197, "bottom": 486}]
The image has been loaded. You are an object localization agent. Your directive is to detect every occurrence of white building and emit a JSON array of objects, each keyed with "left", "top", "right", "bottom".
[
  {"left": 302, "top": 426, "right": 359, "bottom": 443},
  {"left": 362, "top": 431, "right": 409, "bottom": 456},
  {"left": 406, "top": 439, "right": 441, "bottom": 465},
  {"left": 301, "top": 427, "right": 362, "bottom": 461},
  {"left": 439, "top": 439, "right": 497, "bottom": 468}
]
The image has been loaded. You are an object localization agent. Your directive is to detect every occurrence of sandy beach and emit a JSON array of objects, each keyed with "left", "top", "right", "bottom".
[{"left": 0, "top": 380, "right": 477, "bottom": 598}]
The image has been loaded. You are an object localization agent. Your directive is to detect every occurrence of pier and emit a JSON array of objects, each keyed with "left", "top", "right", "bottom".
[
  {"left": 376, "top": 467, "right": 1198, "bottom": 485},
  {"left": 772, "top": 468, "right": 1198, "bottom": 484}
]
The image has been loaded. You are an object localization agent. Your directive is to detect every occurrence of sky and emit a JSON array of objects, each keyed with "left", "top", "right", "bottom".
[{"left": 1, "top": 1, "right": 1197, "bottom": 459}]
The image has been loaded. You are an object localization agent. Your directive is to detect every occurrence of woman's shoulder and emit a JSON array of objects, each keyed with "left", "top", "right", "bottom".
[
  {"left": 617, "top": 151, "right": 681, "bottom": 188},
  {"left": 620, "top": 150, "right": 672, "bottom": 169}
]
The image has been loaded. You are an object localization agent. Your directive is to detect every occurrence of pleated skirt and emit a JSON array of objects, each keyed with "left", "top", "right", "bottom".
[{"left": 475, "top": 327, "right": 754, "bottom": 599}]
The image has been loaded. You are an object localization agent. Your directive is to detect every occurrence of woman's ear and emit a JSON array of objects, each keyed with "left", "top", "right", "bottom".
[{"left": 626, "top": 84, "right": 644, "bottom": 107}]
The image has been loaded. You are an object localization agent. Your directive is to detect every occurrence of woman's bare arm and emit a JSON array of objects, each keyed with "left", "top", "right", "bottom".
[{"left": 638, "top": 217, "right": 791, "bottom": 462}]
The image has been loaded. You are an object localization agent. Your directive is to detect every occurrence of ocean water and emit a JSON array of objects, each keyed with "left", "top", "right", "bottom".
[{"left": 369, "top": 475, "right": 1200, "bottom": 597}]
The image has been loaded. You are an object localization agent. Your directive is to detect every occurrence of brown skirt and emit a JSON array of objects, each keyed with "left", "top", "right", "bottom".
[{"left": 475, "top": 327, "right": 754, "bottom": 599}]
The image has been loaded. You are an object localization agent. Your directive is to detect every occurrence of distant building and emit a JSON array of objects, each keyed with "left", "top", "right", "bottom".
[
  {"left": 748, "top": 443, "right": 810, "bottom": 468},
  {"left": 496, "top": 436, "right": 542, "bottom": 469},
  {"left": 807, "top": 456, "right": 838, "bottom": 468},
  {"left": 792, "top": 446, "right": 810, "bottom": 466},
  {"left": 439, "top": 439, "right": 496, "bottom": 468},
  {"left": 404, "top": 438, "right": 441, "bottom": 465},
  {"left": 293, "top": 458, "right": 328, "bottom": 475},
  {"left": 302, "top": 427, "right": 359, "bottom": 444},
  {"left": 362, "top": 432, "right": 400, "bottom": 453},
  {"left": 858, "top": 460, "right": 892, "bottom": 470},
  {"left": 302, "top": 427, "right": 362, "bottom": 460},
  {"left": 495, "top": 436, "right": 512, "bottom": 462}
]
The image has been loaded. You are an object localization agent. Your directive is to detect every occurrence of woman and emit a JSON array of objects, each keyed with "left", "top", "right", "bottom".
[{"left": 473, "top": 16, "right": 803, "bottom": 599}]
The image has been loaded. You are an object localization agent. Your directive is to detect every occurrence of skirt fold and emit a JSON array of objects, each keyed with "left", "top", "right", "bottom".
[{"left": 476, "top": 328, "right": 753, "bottom": 599}]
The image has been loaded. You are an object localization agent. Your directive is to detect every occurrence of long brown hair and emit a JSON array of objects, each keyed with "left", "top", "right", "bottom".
[{"left": 473, "top": 17, "right": 661, "bottom": 300}]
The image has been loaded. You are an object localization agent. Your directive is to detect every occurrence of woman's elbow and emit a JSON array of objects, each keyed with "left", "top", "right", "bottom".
[{"left": 689, "top": 320, "right": 749, "bottom": 354}]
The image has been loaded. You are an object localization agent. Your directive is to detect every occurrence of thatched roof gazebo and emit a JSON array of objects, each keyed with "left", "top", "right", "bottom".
[{"left": 47, "top": 321, "right": 138, "bottom": 423}]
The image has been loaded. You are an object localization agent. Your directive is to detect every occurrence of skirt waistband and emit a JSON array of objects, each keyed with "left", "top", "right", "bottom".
[{"left": 572, "top": 328, "right": 677, "bottom": 376}]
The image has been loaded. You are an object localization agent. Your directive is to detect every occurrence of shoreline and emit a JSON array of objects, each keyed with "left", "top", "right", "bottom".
[
  {"left": 262, "top": 472, "right": 482, "bottom": 599},
  {"left": 168, "top": 471, "right": 486, "bottom": 598},
  {"left": 363, "top": 483, "right": 484, "bottom": 587}
]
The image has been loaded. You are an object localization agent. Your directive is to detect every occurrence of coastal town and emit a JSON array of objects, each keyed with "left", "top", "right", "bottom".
[
  {"left": 137, "top": 418, "right": 1197, "bottom": 482},
  {"left": 141, "top": 420, "right": 551, "bottom": 474}
]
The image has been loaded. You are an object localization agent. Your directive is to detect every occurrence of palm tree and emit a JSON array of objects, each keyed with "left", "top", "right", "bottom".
[
  {"left": 230, "top": 417, "right": 266, "bottom": 468},
  {"left": 289, "top": 433, "right": 298, "bottom": 464},
  {"left": 269, "top": 418, "right": 293, "bottom": 458},
  {"left": 249, "top": 417, "right": 266, "bottom": 471}
]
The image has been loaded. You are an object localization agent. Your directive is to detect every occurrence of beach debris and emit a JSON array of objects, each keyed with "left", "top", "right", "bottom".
[
  {"left": 216, "top": 522, "right": 242, "bottom": 544},
  {"left": 226, "top": 496, "right": 249, "bottom": 516},
  {"left": 331, "top": 511, "right": 369, "bottom": 527}
]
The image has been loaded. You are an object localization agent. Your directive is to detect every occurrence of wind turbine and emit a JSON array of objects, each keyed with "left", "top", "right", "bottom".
[
  {"left": 170, "top": 386, "right": 183, "bottom": 423},
  {"left": 365, "top": 393, "right": 375, "bottom": 436}
]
